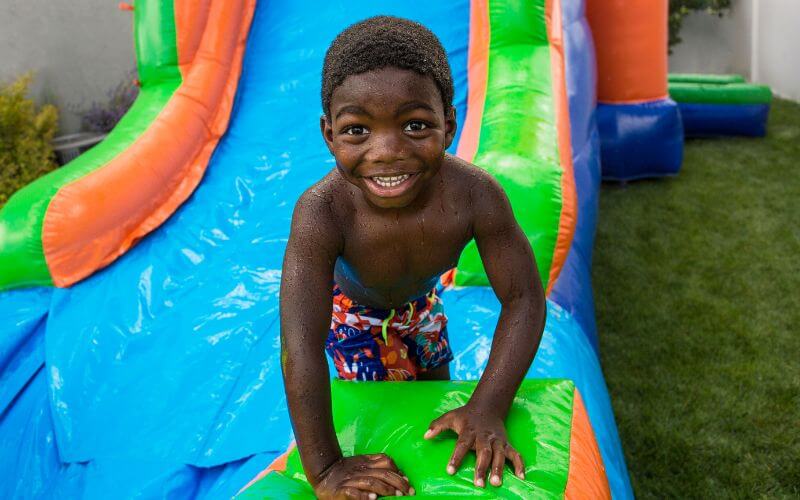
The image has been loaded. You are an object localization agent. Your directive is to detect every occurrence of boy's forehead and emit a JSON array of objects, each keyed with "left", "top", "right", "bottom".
[{"left": 330, "top": 67, "right": 443, "bottom": 112}]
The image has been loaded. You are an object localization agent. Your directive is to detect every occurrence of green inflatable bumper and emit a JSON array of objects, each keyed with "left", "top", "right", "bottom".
[
  {"left": 239, "top": 380, "right": 608, "bottom": 498},
  {"left": 668, "top": 74, "right": 772, "bottom": 105}
]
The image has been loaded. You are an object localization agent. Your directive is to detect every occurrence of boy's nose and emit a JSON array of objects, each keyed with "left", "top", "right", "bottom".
[{"left": 366, "top": 132, "right": 405, "bottom": 164}]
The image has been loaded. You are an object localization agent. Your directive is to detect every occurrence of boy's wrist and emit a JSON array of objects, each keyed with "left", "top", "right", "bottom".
[
  {"left": 465, "top": 392, "right": 510, "bottom": 420},
  {"left": 305, "top": 450, "right": 344, "bottom": 486}
]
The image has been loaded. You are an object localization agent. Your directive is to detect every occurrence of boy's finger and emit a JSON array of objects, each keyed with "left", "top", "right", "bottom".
[
  {"left": 370, "top": 469, "right": 412, "bottom": 494},
  {"left": 473, "top": 442, "right": 492, "bottom": 488},
  {"left": 365, "top": 453, "right": 400, "bottom": 472},
  {"left": 490, "top": 440, "right": 505, "bottom": 486},
  {"left": 339, "top": 486, "right": 370, "bottom": 500},
  {"left": 506, "top": 445, "right": 525, "bottom": 479},
  {"left": 423, "top": 415, "right": 451, "bottom": 439},
  {"left": 343, "top": 476, "right": 397, "bottom": 497},
  {"left": 447, "top": 436, "right": 473, "bottom": 474}
]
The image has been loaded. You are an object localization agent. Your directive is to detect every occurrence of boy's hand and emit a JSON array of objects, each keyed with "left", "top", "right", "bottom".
[
  {"left": 313, "top": 453, "right": 415, "bottom": 499},
  {"left": 424, "top": 403, "right": 525, "bottom": 488}
]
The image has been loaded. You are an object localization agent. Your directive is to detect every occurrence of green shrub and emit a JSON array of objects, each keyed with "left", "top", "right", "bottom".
[
  {"left": 0, "top": 73, "right": 59, "bottom": 208},
  {"left": 669, "top": 0, "right": 732, "bottom": 50}
]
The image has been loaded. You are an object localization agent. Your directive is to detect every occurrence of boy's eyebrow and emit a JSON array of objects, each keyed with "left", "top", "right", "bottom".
[
  {"left": 335, "top": 105, "right": 373, "bottom": 120},
  {"left": 394, "top": 101, "right": 436, "bottom": 117}
]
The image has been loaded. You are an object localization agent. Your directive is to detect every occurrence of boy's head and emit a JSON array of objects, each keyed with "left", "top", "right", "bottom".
[{"left": 320, "top": 16, "right": 457, "bottom": 209}]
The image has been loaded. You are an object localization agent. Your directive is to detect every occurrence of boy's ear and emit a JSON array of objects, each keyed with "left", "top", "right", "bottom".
[
  {"left": 320, "top": 114, "right": 335, "bottom": 154},
  {"left": 444, "top": 106, "right": 457, "bottom": 149}
]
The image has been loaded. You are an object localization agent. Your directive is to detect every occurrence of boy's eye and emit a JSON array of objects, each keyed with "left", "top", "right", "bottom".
[
  {"left": 404, "top": 121, "right": 428, "bottom": 132},
  {"left": 343, "top": 125, "right": 368, "bottom": 136}
]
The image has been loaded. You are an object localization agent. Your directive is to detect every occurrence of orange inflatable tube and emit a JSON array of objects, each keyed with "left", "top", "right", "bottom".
[{"left": 587, "top": 0, "right": 669, "bottom": 103}]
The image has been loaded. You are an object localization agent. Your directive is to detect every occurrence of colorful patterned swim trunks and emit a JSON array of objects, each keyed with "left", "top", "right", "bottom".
[{"left": 326, "top": 283, "right": 453, "bottom": 381}]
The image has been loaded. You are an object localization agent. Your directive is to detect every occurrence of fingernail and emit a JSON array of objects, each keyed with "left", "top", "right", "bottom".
[
  {"left": 396, "top": 490, "right": 402, "bottom": 496},
  {"left": 409, "top": 487, "right": 416, "bottom": 496},
  {"left": 475, "top": 478, "right": 485, "bottom": 488},
  {"left": 423, "top": 430, "right": 432, "bottom": 439},
  {"left": 369, "top": 494, "right": 377, "bottom": 500},
  {"left": 491, "top": 474, "right": 501, "bottom": 486},
  {"left": 517, "top": 472, "right": 525, "bottom": 480},
  {"left": 446, "top": 465, "right": 455, "bottom": 475}
]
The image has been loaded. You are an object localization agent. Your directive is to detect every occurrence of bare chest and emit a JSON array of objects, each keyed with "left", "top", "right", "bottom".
[{"left": 338, "top": 203, "right": 472, "bottom": 291}]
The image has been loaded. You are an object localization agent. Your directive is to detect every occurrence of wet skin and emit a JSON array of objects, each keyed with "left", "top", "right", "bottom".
[{"left": 280, "top": 68, "right": 546, "bottom": 499}]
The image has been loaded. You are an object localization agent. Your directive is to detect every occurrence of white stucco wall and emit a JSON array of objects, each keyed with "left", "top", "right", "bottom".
[
  {"left": 753, "top": 0, "right": 800, "bottom": 101},
  {"left": 669, "top": 0, "right": 800, "bottom": 101},
  {"left": 0, "top": 1, "right": 135, "bottom": 134},
  {"left": 668, "top": 3, "right": 752, "bottom": 77}
]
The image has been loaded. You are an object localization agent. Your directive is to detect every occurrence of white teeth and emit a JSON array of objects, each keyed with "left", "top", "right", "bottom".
[{"left": 373, "top": 174, "right": 410, "bottom": 188}]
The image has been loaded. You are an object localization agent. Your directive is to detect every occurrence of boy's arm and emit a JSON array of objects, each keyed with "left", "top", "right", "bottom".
[
  {"left": 281, "top": 191, "right": 412, "bottom": 499},
  {"left": 425, "top": 172, "right": 546, "bottom": 488}
]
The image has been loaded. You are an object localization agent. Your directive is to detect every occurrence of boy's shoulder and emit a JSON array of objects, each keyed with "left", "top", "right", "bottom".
[
  {"left": 292, "top": 169, "right": 343, "bottom": 224},
  {"left": 296, "top": 168, "right": 355, "bottom": 208},
  {"left": 441, "top": 154, "right": 506, "bottom": 204}
]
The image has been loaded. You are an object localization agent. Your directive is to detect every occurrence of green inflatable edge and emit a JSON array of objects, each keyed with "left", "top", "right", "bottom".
[
  {"left": 454, "top": 0, "right": 562, "bottom": 290},
  {"left": 0, "top": 0, "right": 182, "bottom": 292},
  {"left": 669, "top": 81, "right": 773, "bottom": 105},
  {"left": 239, "top": 379, "right": 578, "bottom": 499},
  {"left": 668, "top": 73, "right": 746, "bottom": 85}
]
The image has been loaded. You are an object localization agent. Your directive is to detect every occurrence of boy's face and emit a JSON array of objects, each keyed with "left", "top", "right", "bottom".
[{"left": 321, "top": 67, "right": 456, "bottom": 209}]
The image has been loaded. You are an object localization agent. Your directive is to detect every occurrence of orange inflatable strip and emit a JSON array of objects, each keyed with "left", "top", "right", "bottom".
[
  {"left": 455, "top": 0, "right": 490, "bottom": 163},
  {"left": 175, "top": 0, "right": 213, "bottom": 79},
  {"left": 587, "top": 0, "right": 669, "bottom": 104},
  {"left": 564, "top": 391, "right": 611, "bottom": 499},
  {"left": 42, "top": 0, "right": 256, "bottom": 287},
  {"left": 544, "top": 0, "right": 577, "bottom": 294}
]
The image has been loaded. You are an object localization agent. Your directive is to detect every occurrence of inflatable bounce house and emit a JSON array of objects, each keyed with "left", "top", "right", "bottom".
[{"left": 0, "top": 0, "right": 685, "bottom": 497}]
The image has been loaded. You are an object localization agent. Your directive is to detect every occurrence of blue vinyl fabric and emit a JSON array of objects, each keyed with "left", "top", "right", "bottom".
[
  {"left": 597, "top": 98, "right": 684, "bottom": 181},
  {"left": 678, "top": 102, "right": 769, "bottom": 137},
  {"left": 0, "top": 286, "right": 51, "bottom": 414},
  {"left": 0, "top": 0, "right": 633, "bottom": 498},
  {"left": 44, "top": 0, "right": 469, "bottom": 469}
]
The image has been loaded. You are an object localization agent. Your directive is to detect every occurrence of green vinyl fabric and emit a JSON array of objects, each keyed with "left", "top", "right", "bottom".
[
  {"left": 239, "top": 379, "right": 577, "bottom": 499},
  {"left": 0, "top": 0, "right": 182, "bottom": 291},
  {"left": 669, "top": 81, "right": 773, "bottom": 105},
  {"left": 454, "top": 0, "right": 563, "bottom": 289},
  {"left": 668, "top": 73, "right": 746, "bottom": 85}
]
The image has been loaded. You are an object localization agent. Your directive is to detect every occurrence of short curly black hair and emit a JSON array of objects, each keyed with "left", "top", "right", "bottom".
[{"left": 322, "top": 16, "right": 454, "bottom": 117}]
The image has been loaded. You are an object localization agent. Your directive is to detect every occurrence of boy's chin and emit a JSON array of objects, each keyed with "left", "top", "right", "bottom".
[{"left": 362, "top": 190, "right": 419, "bottom": 209}]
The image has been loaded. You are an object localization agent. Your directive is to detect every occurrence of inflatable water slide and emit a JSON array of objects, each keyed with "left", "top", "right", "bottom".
[{"left": 0, "top": 0, "right": 634, "bottom": 497}]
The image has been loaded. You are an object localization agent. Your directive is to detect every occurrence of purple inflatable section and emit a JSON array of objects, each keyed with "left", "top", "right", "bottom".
[{"left": 550, "top": 0, "right": 601, "bottom": 350}]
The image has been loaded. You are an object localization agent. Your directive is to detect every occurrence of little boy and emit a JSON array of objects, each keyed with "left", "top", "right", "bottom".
[{"left": 280, "top": 16, "right": 546, "bottom": 499}]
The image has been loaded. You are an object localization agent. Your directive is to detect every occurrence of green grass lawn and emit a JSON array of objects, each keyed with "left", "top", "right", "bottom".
[{"left": 594, "top": 98, "right": 800, "bottom": 499}]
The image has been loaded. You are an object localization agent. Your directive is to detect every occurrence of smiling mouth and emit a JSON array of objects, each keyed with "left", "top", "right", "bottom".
[
  {"left": 371, "top": 174, "right": 411, "bottom": 187},
  {"left": 362, "top": 172, "right": 419, "bottom": 198}
]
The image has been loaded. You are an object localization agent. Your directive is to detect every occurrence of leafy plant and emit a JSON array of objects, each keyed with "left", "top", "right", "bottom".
[
  {"left": 669, "top": 0, "right": 732, "bottom": 50},
  {"left": 0, "top": 73, "right": 59, "bottom": 208},
  {"left": 78, "top": 71, "right": 138, "bottom": 133}
]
